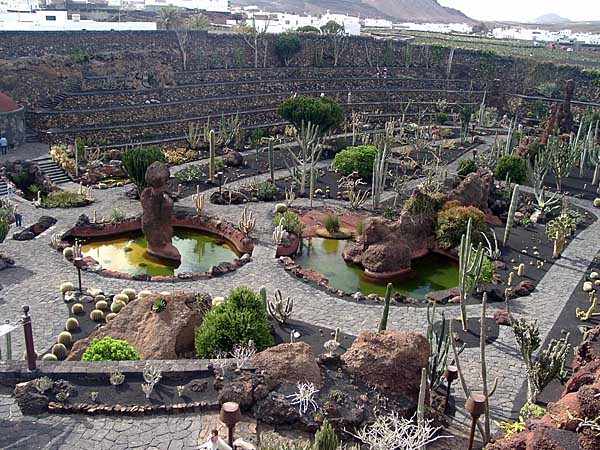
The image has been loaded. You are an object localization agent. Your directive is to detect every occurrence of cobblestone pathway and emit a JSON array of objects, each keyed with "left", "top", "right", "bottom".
[{"left": 1, "top": 135, "right": 599, "bottom": 448}]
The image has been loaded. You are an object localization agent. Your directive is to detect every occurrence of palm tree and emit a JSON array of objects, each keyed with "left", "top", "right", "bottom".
[
  {"left": 186, "top": 13, "right": 209, "bottom": 31},
  {"left": 158, "top": 7, "right": 180, "bottom": 31}
]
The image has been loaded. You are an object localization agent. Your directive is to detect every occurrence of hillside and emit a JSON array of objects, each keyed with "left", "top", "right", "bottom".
[
  {"left": 534, "top": 13, "right": 571, "bottom": 23},
  {"left": 231, "top": 0, "right": 474, "bottom": 23}
]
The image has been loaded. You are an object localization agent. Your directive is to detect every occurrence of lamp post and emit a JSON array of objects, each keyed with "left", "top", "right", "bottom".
[
  {"left": 22, "top": 306, "right": 36, "bottom": 371},
  {"left": 72, "top": 240, "right": 84, "bottom": 294},
  {"left": 466, "top": 392, "right": 486, "bottom": 450},
  {"left": 443, "top": 365, "right": 458, "bottom": 413},
  {"left": 219, "top": 401, "right": 241, "bottom": 447},
  {"left": 215, "top": 171, "right": 224, "bottom": 195}
]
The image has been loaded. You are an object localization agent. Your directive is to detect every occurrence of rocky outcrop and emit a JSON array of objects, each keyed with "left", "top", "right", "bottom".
[
  {"left": 253, "top": 342, "right": 323, "bottom": 387},
  {"left": 448, "top": 168, "right": 495, "bottom": 214},
  {"left": 67, "top": 293, "right": 205, "bottom": 360},
  {"left": 341, "top": 330, "right": 429, "bottom": 401},
  {"left": 222, "top": 150, "right": 244, "bottom": 167},
  {"left": 13, "top": 216, "right": 56, "bottom": 241},
  {"left": 14, "top": 379, "right": 77, "bottom": 415},
  {"left": 140, "top": 161, "right": 181, "bottom": 264},
  {"left": 342, "top": 188, "right": 437, "bottom": 276}
]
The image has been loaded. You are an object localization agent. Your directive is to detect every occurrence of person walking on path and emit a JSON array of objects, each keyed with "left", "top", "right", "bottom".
[
  {"left": 0, "top": 136, "right": 7, "bottom": 155},
  {"left": 6, "top": 181, "right": 13, "bottom": 200},
  {"left": 13, "top": 204, "right": 21, "bottom": 228},
  {"left": 197, "top": 429, "right": 232, "bottom": 450}
]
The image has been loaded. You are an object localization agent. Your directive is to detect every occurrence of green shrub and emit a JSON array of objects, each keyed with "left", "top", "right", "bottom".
[
  {"left": 0, "top": 208, "right": 11, "bottom": 243},
  {"left": 194, "top": 287, "right": 274, "bottom": 358},
  {"left": 435, "top": 112, "right": 448, "bottom": 124},
  {"left": 355, "top": 220, "right": 364, "bottom": 237},
  {"left": 174, "top": 165, "right": 204, "bottom": 182},
  {"left": 42, "top": 191, "right": 88, "bottom": 208},
  {"left": 81, "top": 337, "right": 140, "bottom": 361},
  {"left": 314, "top": 419, "right": 339, "bottom": 450},
  {"left": 457, "top": 158, "right": 477, "bottom": 178},
  {"left": 468, "top": 251, "right": 494, "bottom": 290},
  {"left": 494, "top": 155, "right": 527, "bottom": 184},
  {"left": 273, "top": 211, "right": 305, "bottom": 236},
  {"left": 110, "top": 209, "right": 126, "bottom": 223},
  {"left": 122, "top": 146, "right": 166, "bottom": 192},
  {"left": 322, "top": 214, "right": 340, "bottom": 233},
  {"left": 279, "top": 96, "right": 344, "bottom": 133},
  {"left": 256, "top": 181, "right": 278, "bottom": 201},
  {"left": 332, "top": 145, "right": 378, "bottom": 179},
  {"left": 435, "top": 201, "right": 486, "bottom": 249},
  {"left": 274, "top": 33, "right": 302, "bottom": 65},
  {"left": 296, "top": 25, "right": 319, "bottom": 33}
]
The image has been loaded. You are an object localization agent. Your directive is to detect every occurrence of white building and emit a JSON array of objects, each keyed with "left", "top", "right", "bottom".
[
  {"left": 396, "top": 22, "right": 472, "bottom": 34},
  {"left": 363, "top": 18, "right": 393, "bottom": 29},
  {"left": 0, "top": 0, "right": 40, "bottom": 12},
  {"left": 227, "top": 9, "right": 361, "bottom": 36},
  {"left": 143, "top": 0, "right": 228, "bottom": 12},
  {"left": 0, "top": 10, "right": 157, "bottom": 30}
]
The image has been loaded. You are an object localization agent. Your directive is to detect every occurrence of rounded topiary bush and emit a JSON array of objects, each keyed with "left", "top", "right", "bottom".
[
  {"left": 89, "top": 309, "right": 105, "bottom": 322},
  {"left": 95, "top": 300, "right": 109, "bottom": 311},
  {"left": 71, "top": 303, "right": 84, "bottom": 315},
  {"left": 57, "top": 331, "right": 73, "bottom": 347},
  {"left": 494, "top": 155, "right": 527, "bottom": 184},
  {"left": 332, "top": 145, "right": 378, "bottom": 180},
  {"left": 52, "top": 343, "right": 68, "bottom": 360},
  {"left": 81, "top": 337, "right": 140, "bottom": 361},
  {"left": 42, "top": 353, "right": 58, "bottom": 362},
  {"left": 435, "top": 201, "right": 486, "bottom": 250},
  {"left": 121, "top": 288, "right": 136, "bottom": 300},
  {"left": 195, "top": 286, "right": 274, "bottom": 358},
  {"left": 60, "top": 282, "right": 74, "bottom": 294},
  {"left": 65, "top": 317, "right": 79, "bottom": 331}
]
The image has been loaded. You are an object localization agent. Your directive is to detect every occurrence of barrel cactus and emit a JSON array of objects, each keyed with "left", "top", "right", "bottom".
[
  {"left": 95, "top": 300, "right": 109, "bottom": 311},
  {"left": 105, "top": 313, "right": 117, "bottom": 322},
  {"left": 62, "top": 247, "right": 74, "bottom": 259},
  {"left": 57, "top": 331, "right": 72, "bottom": 347},
  {"left": 42, "top": 353, "right": 58, "bottom": 362},
  {"left": 52, "top": 343, "right": 68, "bottom": 360},
  {"left": 113, "top": 293, "right": 129, "bottom": 304},
  {"left": 71, "top": 303, "right": 84, "bottom": 315},
  {"left": 138, "top": 290, "right": 152, "bottom": 299},
  {"left": 65, "top": 317, "right": 79, "bottom": 331},
  {"left": 110, "top": 301, "right": 125, "bottom": 313},
  {"left": 121, "top": 288, "right": 136, "bottom": 300},
  {"left": 60, "top": 282, "right": 74, "bottom": 294},
  {"left": 90, "top": 309, "right": 105, "bottom": 322},
  {"left": 23, "top": 349, "right": 38, "bottom": 361},
  {"left": 94, "top": 294, "right": 106, "bottom": 303},
  {"left": 275, "top": 203, "right": 287, "bottom": 213}
]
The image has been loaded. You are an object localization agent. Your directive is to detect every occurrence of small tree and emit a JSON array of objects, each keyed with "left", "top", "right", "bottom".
[
  {"left": 186, "top": 13, "right": 209, "bottom": 31},
  {"left": 546, "top": 133, "right": 583, "bottom": 191},
  {"left": 158, "top": 7, "right": 179, "bottom": 30},
  {"left": 279, "top": 95, "right": 344, "bottom": 135},
  {"left": 320, "top": 20, "right": 348, "bottom": 67},
  {"left": 274, "top": 33, "right": 302, "bottom": 66}
]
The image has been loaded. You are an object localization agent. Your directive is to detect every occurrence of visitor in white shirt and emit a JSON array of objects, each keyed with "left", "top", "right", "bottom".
[{"left": 198, "top": 429, "right": 232, "bottom": 450}]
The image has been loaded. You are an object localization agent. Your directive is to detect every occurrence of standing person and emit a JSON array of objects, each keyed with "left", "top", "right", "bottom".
[
  {"left": 0, "top": 136, "right": 7, "bottom": 155},
  {"left": 13, "top": 204, "right": 21, "bottom": 228},
  {"left": 347, "top": 91, "right": 352, "bottom": 105},
  {"left": 6, "top": 181, "right": 13, "bottom": 200},
  {"left": 383, "top": 67, "right": 388, "bottom": 79},
  {"left": 197, "top": 429, "right": 232, "bottom": 450}
]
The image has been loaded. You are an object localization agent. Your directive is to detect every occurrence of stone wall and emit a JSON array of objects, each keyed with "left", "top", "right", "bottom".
[{"left": 0, "top": 107, "right": 26, "bottom": 146}]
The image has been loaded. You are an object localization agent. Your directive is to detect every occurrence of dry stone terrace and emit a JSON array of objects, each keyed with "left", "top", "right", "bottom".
[{"left": 0, "top": 134, "right": 599, "bottom": 448}]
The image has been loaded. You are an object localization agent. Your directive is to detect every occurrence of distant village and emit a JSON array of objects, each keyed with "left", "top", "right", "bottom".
[{"left": 1, "top": 0, "right": 600, "bottom": 47}]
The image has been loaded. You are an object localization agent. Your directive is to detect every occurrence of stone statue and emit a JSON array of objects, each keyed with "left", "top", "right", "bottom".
[{"left": 141, "top": 161, "right": 181, "bottom": 265}]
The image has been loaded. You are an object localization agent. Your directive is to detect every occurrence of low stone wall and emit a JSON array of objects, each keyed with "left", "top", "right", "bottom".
[{"left": 0, "top": 106, "right": 26, "bottom": 146}]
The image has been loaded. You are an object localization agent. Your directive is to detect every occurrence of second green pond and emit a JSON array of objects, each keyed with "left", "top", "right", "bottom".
[{"left": 294, "top": 237, "right": 459, "bottom": 298}]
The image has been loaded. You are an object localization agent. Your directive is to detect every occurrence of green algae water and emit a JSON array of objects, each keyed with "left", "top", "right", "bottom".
[
  {"left": 81, "top": 230, "right": 238, "bottom": 277},
  {"left": 294, "top": 237, "right": 459, "bottom": 298}
]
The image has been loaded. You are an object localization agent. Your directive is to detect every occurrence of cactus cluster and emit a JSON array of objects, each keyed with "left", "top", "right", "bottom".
[
  {"left": 272, "top": 218, "right": 285, "bottom": 245},
  {"left": 458, "top": 218, "right": 484, "bottom": 330},
  {"left": 238, "top": 206, "right": 256, "bottom": 235},
  {"left": 267, "top": 289, "right": 294, "bottom": 324},
  {"left": 192, "top": 185, "right": 205, "bottom": 215}
]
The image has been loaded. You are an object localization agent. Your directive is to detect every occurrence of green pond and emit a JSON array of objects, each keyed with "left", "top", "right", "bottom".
[
  {"left": 294, "top": 237, "right": 459, "bottom": 298},
  {"left": 81, "top": 230, "right": 238, "bottom": 277}
]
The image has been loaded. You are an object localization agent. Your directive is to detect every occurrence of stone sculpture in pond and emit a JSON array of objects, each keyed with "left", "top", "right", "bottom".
[{"left": 141, "top": 161, "right": 181, "bottom": 265}]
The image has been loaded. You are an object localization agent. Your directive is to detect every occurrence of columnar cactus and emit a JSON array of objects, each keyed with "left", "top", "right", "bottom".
[
  {"left": 378, "top": 283, "right": 393, "bottom": 332},
  {"left": 267, "top": 289, "right": 293, "bottom": 324},
  {"left": 503, "top": 184, "right": 520, "bottom": 247},
  {"left": 238, "top": 206, "right": 256, "bottom": 236},
  {"left": 209, "top": 129, "right": 216, "bottom": 182},
  {"left": 192, "top": 185, "right": 205, "bottom": 215},
  {"left": 459, "top": 218, "right": 484, "bottom": 331},
  {"left": 518, "top": 263, "right": 525, "bottom": 277},
  {"left": 272, "top": 218, "right": 285, "bottom": 245},
  {"left": 268, "top": 137, "right": 275, "bottom": 182}
]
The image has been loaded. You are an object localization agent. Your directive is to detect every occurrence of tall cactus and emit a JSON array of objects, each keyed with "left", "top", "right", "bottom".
[
  {"left": 378, "top": 283, "right": 393, "bottom": 332},
  {"left": 209, "top": 129, "right": 216, "bottom": 182},
  {"left": 503, "top": 184, "right": 520, "bottom": 247},
  {"left": 259, "top": 286, "right": 267, "bottom": 309},
  {"left": 459, "top": 218, "right": 484, "bottom": 331},
  {"left": 371, "top": 146, "right": 388, "bottom": 209},
  {"left": 268, "top": 137, "right": 275, "bottom": 182},
  {"left": 314, "top": 418, "right": 339, "bottom": 450}
]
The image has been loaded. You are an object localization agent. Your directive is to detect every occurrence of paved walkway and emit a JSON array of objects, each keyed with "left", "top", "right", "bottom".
[{"left": 1, "top": 135, "right": 599, "bottom": 448}]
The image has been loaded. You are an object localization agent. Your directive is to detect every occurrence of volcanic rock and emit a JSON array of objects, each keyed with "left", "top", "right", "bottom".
[
  {"left": 253, "top": 342, "right": 322, "bottom": 387},
  {"left": 222, "top": 150, "right": 244, "bottom": 167}
]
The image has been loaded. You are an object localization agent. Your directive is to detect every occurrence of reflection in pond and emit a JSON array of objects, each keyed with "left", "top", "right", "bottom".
[
  {"left": 81, "top": 230, "right": 238, "bottom": 277},
  {"left": 295, "top": 237, "right": 459, "bottom": 298}
]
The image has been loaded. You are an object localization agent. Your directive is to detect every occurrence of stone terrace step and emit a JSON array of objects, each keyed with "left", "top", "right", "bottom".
[{"left": 33, "top": 157, "right": 71, "bottom": 185}]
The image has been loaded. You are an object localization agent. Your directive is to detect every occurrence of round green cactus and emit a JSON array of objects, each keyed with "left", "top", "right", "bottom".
[
  {"left": 62, "top": 247, "right": 74, "bottom": 259},
  {"left": 110, "top": 301, "right": 125, "bottom": 313},
  {"left": 57, "top": 331, "right": 72, "bottom": 347},
  {"left": 71, "top": 303, "right": 84, "bottom": 315},
  {"left": 275, "top": 203, "right": 287, "bottom": 213},
  {"left": 90, "top": 309, "right": 105, "bottom": 322},
  {"left": 42, "top": 353, "right": 58, "bottom": 362},
  {"left": 65, "top": 317, "right": 80, "bottom": 331},
  {"left": 113, "top": 293, "right": 129, "bottom": 304},
  {"left": 60, "top": 282, "right": 74, "bottom": 294},
  {"left": 95, "top": 300, "right": 109, "bottom": 311},
  {"left": 121, "top": 288, "right": 136, "bottom": 300},
  {"left": 23, "top": 350, "right": 38, "bottom": 361},
  {"left": 94, "top": 294, "right": 106, "bottom": 303},
  {"left": 52, "top": 343, "right": 68, "bottom": 360},
  {"left": 105, "top": 312, "right": 117, "bottom": 322},
  {"left": 137, "top": 290, "right": 152, "bottom": 299}
]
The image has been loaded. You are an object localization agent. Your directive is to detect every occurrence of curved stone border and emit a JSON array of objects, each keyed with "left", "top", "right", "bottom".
[{"left": 56, "top": 213, "right": 254, "bottom": 282}]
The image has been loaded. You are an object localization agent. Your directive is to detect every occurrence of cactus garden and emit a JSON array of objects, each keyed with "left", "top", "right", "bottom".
[{"left": 2, "top": 27, "right": 600, "bottom": 450}]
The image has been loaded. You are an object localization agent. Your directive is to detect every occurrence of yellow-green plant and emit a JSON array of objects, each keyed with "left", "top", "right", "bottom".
[{"left": 545, "top": 212, "right": 577, "bottom": 258}]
